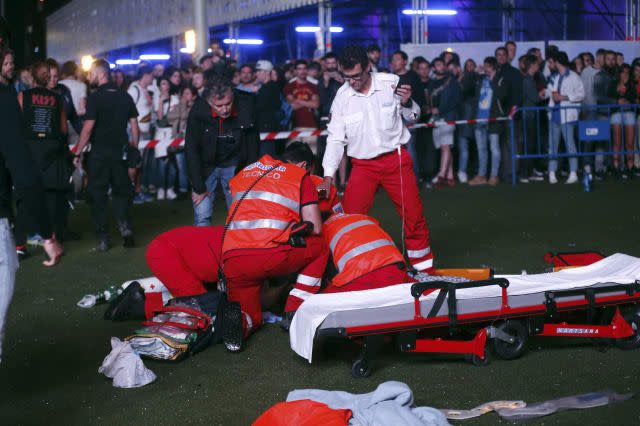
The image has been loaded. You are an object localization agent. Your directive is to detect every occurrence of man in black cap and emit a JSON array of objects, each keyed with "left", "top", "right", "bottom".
[{"left": 74, "top": 59, "right": 140, "bottom": 251}]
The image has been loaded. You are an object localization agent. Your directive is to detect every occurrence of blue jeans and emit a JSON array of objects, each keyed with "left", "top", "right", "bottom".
[
  {"left": 549, "top": 121, "right": 578, "bottom": 172},
  {"left": 457, "top": 136, "right": 470, "bottom": 174},
  {"left": 174, "top": 152, "right": 188, "bottom": 192},
  {"left": 157, "top": 157, "right": 176, "bottom": 190},
  {"left": 0, "top": 218, "right": 18, "bottom": 363},
  {"left": 193, "top": 166, "right": 235, "bottom": 226},
  {"left": 474, "top": 124, "right": 501, "bottom": 177}
]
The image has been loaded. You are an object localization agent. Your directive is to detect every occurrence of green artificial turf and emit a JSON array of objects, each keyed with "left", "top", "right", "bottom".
[{"left": 1, "top": 180, "right": 640, "bottom": 425}]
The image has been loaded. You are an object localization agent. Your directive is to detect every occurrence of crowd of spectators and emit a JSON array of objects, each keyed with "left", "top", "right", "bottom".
[{"left": 3, "top": 38, "right": 640, "bottom": 260}]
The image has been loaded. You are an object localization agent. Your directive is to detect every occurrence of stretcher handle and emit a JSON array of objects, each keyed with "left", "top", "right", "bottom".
[{"left": 411, "top": 278, "right": 510, "bottom": 298}]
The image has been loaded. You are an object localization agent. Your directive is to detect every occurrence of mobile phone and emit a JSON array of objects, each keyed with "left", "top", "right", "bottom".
[{"left": 317, "top": 188, "right": 327, "bottom": 199}]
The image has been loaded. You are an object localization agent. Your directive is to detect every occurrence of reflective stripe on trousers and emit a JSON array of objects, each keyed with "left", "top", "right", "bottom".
[
  {"left": 407, "top": 247, "right": 431, "bottom": 258},
  {"left": 336, "top": 239, "right": 396, "bottom": 272}
]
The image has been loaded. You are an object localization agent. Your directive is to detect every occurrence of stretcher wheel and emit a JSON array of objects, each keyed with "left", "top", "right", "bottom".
[
  {"left": 615, "top": 312, "right": 640, "bottom": 350},
  {"left": 468, "top": 348, "right": 492, "bottom": 367},
  {"left": 492, "top": 320, "right": 529, "bottom": 360},
  {"left": 351, "top": 359, "right": 372, "bottom": 378}
]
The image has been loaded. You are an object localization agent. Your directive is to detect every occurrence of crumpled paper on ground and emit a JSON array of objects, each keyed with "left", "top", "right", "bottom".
[{"left": 98, "top": 337, "right": 156, "bottom": 388}]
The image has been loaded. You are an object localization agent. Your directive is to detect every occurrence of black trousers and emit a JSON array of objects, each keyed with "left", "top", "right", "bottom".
[
  {"left": 15, "top": 189, "right": 69, "bottom": 245},
  {"left": 88, "top": 155, "right": 133, "bottom": 238}
]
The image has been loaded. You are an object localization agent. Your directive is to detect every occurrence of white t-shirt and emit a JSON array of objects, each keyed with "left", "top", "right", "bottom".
[
  {"left": 127, "top": 81, "right": 154, "bottom": 134},
  {"left": 59, "top": 78, "right": 87, "bottom": 114}
]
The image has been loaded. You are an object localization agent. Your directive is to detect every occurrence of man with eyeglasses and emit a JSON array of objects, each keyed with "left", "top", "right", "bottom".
[{"left": 317, "top": 44, "right": 435, "bottom": 274}]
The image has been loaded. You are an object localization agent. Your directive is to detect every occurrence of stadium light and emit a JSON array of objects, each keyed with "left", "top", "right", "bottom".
[
  {"left": 81, "top": 55, "right": 94, "bottom": 71},
  {"left": 184, "top": 30, "right": 196, "bottom": 54},
  {"left": 295, "top": 26, "right": 343, "bottom": 33},
  {"left": 139, "top": 54, "right": 170, "bottom": 60},
  {"left": 223, "top": 38, "right": 263, "bottom": 45},
  {"left": 115, "top": 59, "right": 141, "bottom": 65},
  {"left": 109, "top": 63, "right": 116, "bottom": 69},
  {"left": 402, "top": 9, "right": 457, "bottom": 15}
]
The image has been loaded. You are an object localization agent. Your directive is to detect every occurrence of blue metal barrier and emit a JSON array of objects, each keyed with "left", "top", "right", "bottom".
[{"left": 509, "top": 104, "right": 640, "bottom": 186}]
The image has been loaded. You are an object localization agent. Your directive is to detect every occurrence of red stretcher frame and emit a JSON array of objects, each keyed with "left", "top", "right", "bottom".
[{"left": 318, "top": 277, "right": 640, "bottom": 378}]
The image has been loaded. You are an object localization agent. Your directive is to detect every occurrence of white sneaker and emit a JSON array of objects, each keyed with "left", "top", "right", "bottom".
[
  {"left": 457, "top": 171, "right": 468, "bottom": 183},
  {"left": 157, "top": 188, "right": 166, "bottom": 200},
  {"left": 166, "top": 188, "right": 177, "bottom": 200},
  {"left": 565, "top": 171, "right": 578, "bottom": 184},
  {"left": 549, "top": 171, "right": 558, "bottom": 184}
]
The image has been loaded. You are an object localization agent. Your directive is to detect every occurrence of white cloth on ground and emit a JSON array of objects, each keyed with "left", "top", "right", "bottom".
[
  {"left": 287, "top": 381, "right": 450, "bottom": 426},
  {"left": 290, "top": 253, "right": 640, "bottom": 362},
  {"left": 98, "top": 337, "right": 156, "bottom": 388}
]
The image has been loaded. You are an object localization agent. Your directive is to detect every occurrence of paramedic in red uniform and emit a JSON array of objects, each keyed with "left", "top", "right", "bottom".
[
  {"left": 220, "top": 142, "right": 330, "bottom": 352},
  {"left": 105, "top": 172, "right": 340, "bottom": 323},
  {"left": 322, "top": 213, "right": 416, "bottom": 293},
  {"left": 317, "top": 44, "right": 435, "bottom": 274}
]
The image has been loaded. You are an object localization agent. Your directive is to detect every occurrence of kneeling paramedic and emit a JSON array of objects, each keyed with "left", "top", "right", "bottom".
[
  {"left": 322, "top": 213, "right": 415, "bottom": 293},
  {"left": 220, "top": 142, "right": 330, "bottom": 352},
  {"left": 104, "top": 226, "right": 226, "bottom": 321}
]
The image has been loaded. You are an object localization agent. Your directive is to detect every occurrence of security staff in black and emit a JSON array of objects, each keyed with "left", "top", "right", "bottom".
[
  {"left": 15, "top": 62, "right": 70, "bottom": 245},
  {"left": 74, "top": 59, "right": 140, "bottom": 251}
]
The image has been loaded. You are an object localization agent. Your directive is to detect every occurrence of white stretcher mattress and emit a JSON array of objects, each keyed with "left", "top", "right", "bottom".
[{"left": 290, "top": 253, "right": 640, "bottom": 362}]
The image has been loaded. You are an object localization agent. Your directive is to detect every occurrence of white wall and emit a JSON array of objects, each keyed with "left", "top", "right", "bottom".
[
  {"left": 549, "top": 40, "right": 640, "bottom": 62},
  {"left": 401, "top": 40, "right": 640, "bottom": 67},
  {"left": 401, "top": 41, "right": 545, "bottom": 67}
]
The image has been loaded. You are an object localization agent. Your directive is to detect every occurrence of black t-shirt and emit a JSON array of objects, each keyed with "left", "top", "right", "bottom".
[
  {"left": 397, "top": 70, "right": 426, "bottom": 108},
  {"left": 85, "top": 82, "right": 138, "bottom": 158},
  {"left": 22, "top": 87, "right": 63, "bottom": 142},
  {"left": 214, "top": 119, "right": 238, "bottom": 168}
]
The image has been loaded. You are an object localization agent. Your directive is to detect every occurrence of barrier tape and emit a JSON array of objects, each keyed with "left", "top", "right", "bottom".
[{"left": 69, "top": 114, "right": 513, "bottom": 152}]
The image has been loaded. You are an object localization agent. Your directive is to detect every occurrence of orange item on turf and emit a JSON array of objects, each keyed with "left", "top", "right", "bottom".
[
  {"left": 253, "top": 399, "right": 351, "bottom": 426},
  {"left": 433, "top": 268, "right": 492, "bottom": 281},
  {"left": 224, "top": 155, "right": 307, "bottom": 254}
]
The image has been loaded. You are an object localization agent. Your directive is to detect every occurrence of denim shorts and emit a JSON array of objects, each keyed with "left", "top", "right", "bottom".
[{"left": 610, "top": 111, "right": 636, "bottom": 126}]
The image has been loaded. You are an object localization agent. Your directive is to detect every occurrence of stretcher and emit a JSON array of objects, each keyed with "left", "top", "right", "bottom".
[{"left": 289, "top": 253, "right": 640, "bottom": 378}]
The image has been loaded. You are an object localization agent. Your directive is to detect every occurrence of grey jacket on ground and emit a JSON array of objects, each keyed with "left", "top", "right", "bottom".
[{"left": 287, "top": 381, "right": 451, "bottom": 426}]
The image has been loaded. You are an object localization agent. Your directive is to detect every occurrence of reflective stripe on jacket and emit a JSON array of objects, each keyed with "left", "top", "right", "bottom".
[
  {"left": 223, "top": 155, "right": 307, "bottom": 253},
  {"left": 324, "top": 213, "right": 405, "bottom": 287}
]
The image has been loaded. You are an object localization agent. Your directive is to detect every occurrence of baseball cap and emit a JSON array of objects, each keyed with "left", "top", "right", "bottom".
[{"left": 256, "top": 60, "right": 273, "bottom": 71}]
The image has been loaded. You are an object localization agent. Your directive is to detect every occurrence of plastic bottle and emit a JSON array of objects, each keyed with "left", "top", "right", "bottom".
[
  {"left": 77, "top": 285, "right": 123, "bottom": 308},
  {"left": 582, "top": 165, "right": 593, "bottom": 192}
]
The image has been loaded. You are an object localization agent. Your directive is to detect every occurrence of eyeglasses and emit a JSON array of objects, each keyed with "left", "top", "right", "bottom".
[{"left": 341, "top": 69, "right": 368, "bottom": 82}]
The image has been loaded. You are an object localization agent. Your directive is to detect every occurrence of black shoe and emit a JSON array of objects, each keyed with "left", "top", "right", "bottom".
[
  {"left": 103, "top": 281, "right": 146, "bottom": 321},
  {"left": 97, "top": 238, "right": 111, "bottom": 252},
  {"left": 119, "top": 224, "right": 135, "bottom": 248},
  {"left": 280, "top": 311, "right": 295, "bottom": 332},
  {"left": 16, "top": 246, "right": 30, "bottom": 261},
  {"left": 221, "top": 301, "right": 244, "bottom": 352},
  {"left": 620, "top": 168, "right": 630, "bottom": 180}
]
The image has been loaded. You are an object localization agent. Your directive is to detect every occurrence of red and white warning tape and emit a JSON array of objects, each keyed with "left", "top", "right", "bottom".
[{"left": 69, "top": 114, "right": 512, "bottom": 152}]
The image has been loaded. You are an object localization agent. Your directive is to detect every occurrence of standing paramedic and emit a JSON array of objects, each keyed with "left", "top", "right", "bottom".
[
  {"left": 317, "top": 44, "right": 435, "bottom": 274},
  {"left": 219, "top": 142, "right": 329, "bottom": 353},
  {"left": 74, "top": 59, "right": 140, "bottom": 251}
]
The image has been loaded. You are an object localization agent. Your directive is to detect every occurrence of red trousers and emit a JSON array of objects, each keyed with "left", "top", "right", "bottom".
[
  {"left": 343, "top": 148, "right": 435, "bottom": 273},
  {"left": 224, "top": 235, "right": 330, "bottom": 336},
  {"left": 146, "top": 226, "right": 223, "bottom": 297},
  {"left": 324, "top": 264, "right": 416, "bottom": 293}
]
